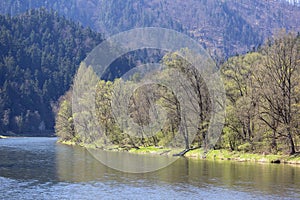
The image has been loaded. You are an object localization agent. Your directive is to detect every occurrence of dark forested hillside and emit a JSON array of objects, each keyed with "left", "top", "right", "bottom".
[
  {"left": 0, "top": 0, "right": 299, "bottom": 57},
  {"left": 0, "top": 9, "right": 103, "bottom": 135}
]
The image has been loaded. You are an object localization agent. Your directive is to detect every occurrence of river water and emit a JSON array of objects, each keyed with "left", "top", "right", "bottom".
[{"left": 0, "top": 137, "right": 299, "bottom": 199}]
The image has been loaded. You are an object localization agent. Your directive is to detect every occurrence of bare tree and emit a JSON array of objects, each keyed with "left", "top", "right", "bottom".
[
  {"left": 256, "top": 32, "right": 299, "bottom": 154},
  {"left": 162, "top": 49, "right": 212, "bottom": 154}
]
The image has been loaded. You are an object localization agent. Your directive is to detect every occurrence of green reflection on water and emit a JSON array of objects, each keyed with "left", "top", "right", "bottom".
[{"left": 56, "top": 143, "right": 300, "bottom": 198}]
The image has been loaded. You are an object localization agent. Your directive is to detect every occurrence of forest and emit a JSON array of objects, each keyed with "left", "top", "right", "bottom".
[
  {"left": 0, "top": 7, "right": 299, "bottom": 156},
  {"left": 1, "top": 0, "right": 299, "bottom": 57},
  {"left": 0, "top": 9, "right": 103, "bottom": 135},
  {"left": 56, "top": 32, "right": 300, "bottom": 155},
  {"left": 0, "top": 2, "right": 300, "bottom": 200}
]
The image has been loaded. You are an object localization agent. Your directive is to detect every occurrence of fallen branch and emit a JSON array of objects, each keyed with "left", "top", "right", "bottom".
[{"left": 173, "top": 146, "right": 201, "bottom": 156}]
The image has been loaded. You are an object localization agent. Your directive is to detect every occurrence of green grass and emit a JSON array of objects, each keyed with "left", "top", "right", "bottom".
[
  {"left": 58, "top": 140, "right": 77, "bottom": 146},
  {"left": 285, "top": 153, "right": 300, "bottom": 164},
  {"left": 129, "top": 146, "right": 172, "bottom": 155},
  {"left": 185, "top": 148, "right": 205, "bottom": 158},
  {"left": 58, "top": 139, "right": 300, "bottom": 165},
  {"left": 186, "top": 149, "right": 300, "bottom": 164}
]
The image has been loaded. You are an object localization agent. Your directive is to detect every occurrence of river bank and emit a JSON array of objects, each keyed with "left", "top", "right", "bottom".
[
  {"left": 0, "top": 132, "right": 56, "bottom": 138},
  {"left": 185, "top": 149, "right": 300, "bottom": 165},
  {"left": 59, "top": 140, "right": 300, "bottom": 165}
]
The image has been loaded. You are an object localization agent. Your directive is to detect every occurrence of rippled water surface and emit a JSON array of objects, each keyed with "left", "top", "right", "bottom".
[{"left": 0, "top": 137, "right": 299, "bottom": 199}]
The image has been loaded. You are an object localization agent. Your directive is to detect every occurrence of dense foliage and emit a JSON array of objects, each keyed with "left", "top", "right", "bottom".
[
  {"left": 0, "top": 9, "right": 103, "bottom": 135},
  {"left": 221, "top": 32, "right": 300, "bottom": 155},
  {"left": 56, "top": 32, "right": 300, "bottom": 155}
]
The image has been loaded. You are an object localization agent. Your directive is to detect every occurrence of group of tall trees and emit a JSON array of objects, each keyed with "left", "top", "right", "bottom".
[
  {"left": 56, "top": 51, "right": 212, "bottom": 152},
  {"left": 56, "top": 32, "right": 300, "bottom": 155},
  {"left": 221, "top": 32, "right": 300, "bottom": 154}
]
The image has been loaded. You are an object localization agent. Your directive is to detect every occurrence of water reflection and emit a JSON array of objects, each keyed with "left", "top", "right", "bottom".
[
  {"left": 56, "top": 144, "right": 115, "bottom": 182},
  {"left": 0, "top": 137, "right": 299, "bottom": 199},
  {"left": 56, "top": 142, "right": 300, "bottom": 198},
  {"left": 87, "top": 148, "right": 178, "bottom": 173}
]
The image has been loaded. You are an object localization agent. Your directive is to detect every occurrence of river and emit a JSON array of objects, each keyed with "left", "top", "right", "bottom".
[{"left": 0, "top": 137, "right": 299, "bottom": 199}]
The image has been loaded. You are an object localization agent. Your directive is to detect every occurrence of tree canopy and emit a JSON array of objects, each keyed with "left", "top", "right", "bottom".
[
  {"left": 56, "top": 32, "right": 300, "bottom": 155},
  {"left": 0, "top": 8, "right": 103, "bottom": 135}
]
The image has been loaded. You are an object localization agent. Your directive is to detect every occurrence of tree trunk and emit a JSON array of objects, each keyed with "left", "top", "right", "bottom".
[
  {"left": 288, "top": 131, "right": 296, "bottom": 155},
  {"left": 173, "top": 146, "right": 201, "bottom": 156}
]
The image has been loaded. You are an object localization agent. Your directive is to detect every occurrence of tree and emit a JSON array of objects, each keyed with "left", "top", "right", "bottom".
[
  {"left": 55, "top": 90, "right": 76, "bottom": 142},
  {"left": 95, "top": 79, "right": 123, "bottom": 145},
  {"left": 256, "top": 32, "right": 300, "bottom": 154},
  {"left": 221, "top": 53, "right": 262, "bottom": 151},
  {"left": 162, "top": 49, "right": 212, "bottom": 153}
]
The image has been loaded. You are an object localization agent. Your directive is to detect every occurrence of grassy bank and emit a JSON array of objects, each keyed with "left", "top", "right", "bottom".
[
  {"left": 58, "top": 140, "right": 300, "bottom": 165},
  {"left": 185, "top": 149, "right": 300, "bottom": 165},
  {"left": 129, "top": 147, "right": 300, "bottom": 165}
]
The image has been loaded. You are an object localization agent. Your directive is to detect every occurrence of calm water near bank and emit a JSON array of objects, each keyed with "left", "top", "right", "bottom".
[{"left": 0, "top": 137, "right": 299, "bottom": 199}]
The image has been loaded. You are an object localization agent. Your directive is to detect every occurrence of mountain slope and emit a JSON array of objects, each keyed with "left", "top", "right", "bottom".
[
  {"left": 0, "top": 9, "right": 103, "bottom": 135},
  {"left": 0, "top": 0, "right": 299, "bottom": 56}
]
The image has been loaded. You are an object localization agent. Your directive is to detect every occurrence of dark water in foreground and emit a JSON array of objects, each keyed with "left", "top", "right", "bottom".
[{"left": 0, "top": 137, "right": 299, "bottom": 200}]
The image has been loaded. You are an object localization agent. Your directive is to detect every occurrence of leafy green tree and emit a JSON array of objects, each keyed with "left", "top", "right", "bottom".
[
  {"left": 95, "top": 79, "right": 123, "bottom": 146},
  {"left": 221, "top": 52, "right": 262, "bottom": 151},
  {"left": 55, "top": 91, "right": 76, "bottom": 142}
]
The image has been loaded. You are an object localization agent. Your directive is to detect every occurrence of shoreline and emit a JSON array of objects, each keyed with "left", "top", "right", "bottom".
[
  {"left": 58, "top": 140, "right": 300, "bottom": 166},
  {"left": 185, "top": 149, "right": 300, "bottom": 165},
  {"left": 0, "top": 133, "right": 56, "bottom": 138}
]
